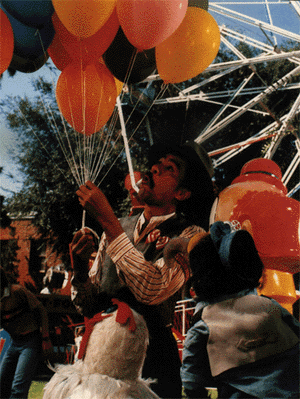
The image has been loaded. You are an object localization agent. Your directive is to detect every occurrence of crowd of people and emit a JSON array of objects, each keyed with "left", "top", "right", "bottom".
[{"left": 1, "top": 140, "right": 299, "bottom": 398}]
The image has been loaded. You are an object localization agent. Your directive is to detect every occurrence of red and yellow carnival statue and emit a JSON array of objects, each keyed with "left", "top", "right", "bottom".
[{"left": 211, "top": 158, "right": 300, "bottom": 314}]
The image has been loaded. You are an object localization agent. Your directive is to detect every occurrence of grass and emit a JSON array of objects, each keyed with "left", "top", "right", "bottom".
[
  {"left": 208, "top": 388, "right": 218, "bottom": 399},
  {"left": 28, "top": 381, "right": 46, "bottom": 399}
]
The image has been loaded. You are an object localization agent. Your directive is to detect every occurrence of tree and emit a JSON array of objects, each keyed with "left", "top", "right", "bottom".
[
  {"left": 0, "top": 193, "right": 19, "bottom": 283},
  {"left": 2, "top": 78, "right": 150, "bottom": 267}
]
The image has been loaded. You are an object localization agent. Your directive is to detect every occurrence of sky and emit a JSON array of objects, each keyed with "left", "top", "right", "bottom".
[
  {"left": 0, "top": 62, "right": 60, "bottom": 197},
  {"left": 1, "top": 0, "right": 300, "bottom": 198}
]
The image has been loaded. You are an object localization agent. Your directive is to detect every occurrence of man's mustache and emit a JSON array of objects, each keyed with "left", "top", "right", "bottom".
[{"left": 145, "top": 172, "right": 154, "bottom": 189}]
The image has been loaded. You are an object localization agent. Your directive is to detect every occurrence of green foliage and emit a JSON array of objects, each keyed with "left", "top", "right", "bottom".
[
  {"left": 0, "top": 195, "right": 19, "bottom": 282},
  {"left": 2, "top": 78, "right": 151, "bottom": 266}
]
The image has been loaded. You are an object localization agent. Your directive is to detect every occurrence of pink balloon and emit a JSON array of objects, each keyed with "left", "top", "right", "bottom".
[{"left": 117, "top": 0, "right": 188, "bottom": 50}]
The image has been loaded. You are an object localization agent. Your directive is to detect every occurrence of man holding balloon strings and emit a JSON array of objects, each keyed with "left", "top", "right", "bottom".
[{"left": 70, "top": 140, "right": 215, "bottom": 398}]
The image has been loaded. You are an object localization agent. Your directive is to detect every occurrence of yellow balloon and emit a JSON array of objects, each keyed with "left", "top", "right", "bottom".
[
  {"left": 52, "top": 0, "right": 117, "bottom": 38},
  {"left": 156, "top": 8, "right": 220, "bottom": 83},
  {"left": 114, "top": 78, "right": 124, "bottom": 96}
]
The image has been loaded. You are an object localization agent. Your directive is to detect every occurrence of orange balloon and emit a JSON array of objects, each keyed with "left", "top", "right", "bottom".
[
  {"left": 0, "top": 9, "right": 14, "bottom": 75},
  {"left": 156, "top": 7, "right": 220, "bottom": 83},
  {"left": 56, "top": 62, "right": 117, "bottom": 135},
  {"left": 52, "top": 0, "right": 117, "bottom": 38},
  {"left": 114, "top": 78, "right": 124, "bottom": 96}
]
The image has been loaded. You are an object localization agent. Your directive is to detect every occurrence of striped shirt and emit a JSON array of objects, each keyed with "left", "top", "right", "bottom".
[{"left": 72, "top": 212, "right": 204, "bottom": 309}]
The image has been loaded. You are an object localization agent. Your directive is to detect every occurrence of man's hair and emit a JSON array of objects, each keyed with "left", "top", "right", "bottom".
[{"left": 177, "top": 160, "right": 215, "bottom": 230}]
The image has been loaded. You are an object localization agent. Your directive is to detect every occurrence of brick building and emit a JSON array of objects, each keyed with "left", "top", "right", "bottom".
[
  {"left": 0, "top": 213, "right": 72, "bottom": 295},
  {"left": 1, "top": 213, "right": 83, "bottom": 367}
]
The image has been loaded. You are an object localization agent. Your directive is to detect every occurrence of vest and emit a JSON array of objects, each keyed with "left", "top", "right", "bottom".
[
  {"left": 201, "top": 294, "right": 299, "bottom": 377},
  {"left": 97, "top": 212, "right": 190, "bottom": 328}
]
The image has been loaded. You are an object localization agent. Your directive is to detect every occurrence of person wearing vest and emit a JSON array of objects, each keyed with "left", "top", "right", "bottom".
[
  {"left": 70, "top": 140, "right": 215, "bottom": 398},
  {"left": 0, "top": 267, "right": 53, "bottom": 399},
  {"left": 180, "top": 221, "right": 300, "bottom": 398}
]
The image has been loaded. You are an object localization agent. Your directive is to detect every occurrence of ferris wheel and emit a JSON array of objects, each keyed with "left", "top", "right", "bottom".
[{"left": 136, "top": 0, "right": 300, "bottom": 197}]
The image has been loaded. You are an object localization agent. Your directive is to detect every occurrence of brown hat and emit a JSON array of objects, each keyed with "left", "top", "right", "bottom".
[{"left": 148, "top": 140, "right": 214, "bottom": 180}]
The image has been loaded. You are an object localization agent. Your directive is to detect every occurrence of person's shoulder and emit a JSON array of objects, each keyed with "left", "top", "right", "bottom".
[
  {"left": 10, "top": 283, "right": 23, "bottom": 292},
  {"left": 209, "top": 294, "right": 280, "bottom": 318},
  {"left": 9, "top": 284, "right": 29, "bottom": 301},
  {"left": 234, "top": 294, "right": 278, "bottom": 312},
  {"left": 12, "top": 284, "right": 37, "bottom": 299}
]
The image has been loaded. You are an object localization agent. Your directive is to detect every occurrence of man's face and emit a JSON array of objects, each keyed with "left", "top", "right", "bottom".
[{"left": 137, "top": 154, "right": 189, "bottom": 207}]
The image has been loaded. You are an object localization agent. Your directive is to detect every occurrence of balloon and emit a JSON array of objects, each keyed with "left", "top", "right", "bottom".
[
  {"left": 51, "top": 9, "right": 119, "bottom": 69},
  {"left": 52, "top": 0, "right": 117, "bottom": 38},
  {"left": 156, "top": 7, "right": 220, "bottom": 83},
  {"left": 1, "top": 0, "right": 54, "bottom": 28},
  {"left": 114, "top": 78, "right": 124, "bottom": 96},
  {"left": 98, "top": 57, "right": 124, "bottom": 94},
  {"left": 0, "top": 9, "right": 14, "bottom": 75},
  {"left": 116, "top": 0, "right": 188, "bottom": 50},
  {"left": 3, "top": 7, "right": 54, "bottom": 60},
  {"left": 47, "top": 32, "right": 73, "bottom": 71},
  {"left": 9, "top": 52, "right": 49, "bottom": 73},
  {"left": 103, "top": 28, "right": 156, "bottom": 84},
  {"left": 56, "top": 62, "right": 117, "bottom": 136},
  {"left": 188, "top": 0, "right": 208, "bottom": 10}
]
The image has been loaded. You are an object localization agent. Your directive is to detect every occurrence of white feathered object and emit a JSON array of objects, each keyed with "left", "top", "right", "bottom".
[{"left": 43, "top": 301, "right": 159, "bottom": 399}]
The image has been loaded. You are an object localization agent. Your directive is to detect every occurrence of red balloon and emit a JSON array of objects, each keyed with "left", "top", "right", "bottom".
[
  {"left": 0, "top": 9, "right": 14, "bottom": 75},
  {"left": 52, "top": 9, "right": 119, "bottom": 69},
  {"left": 48, "top": 32, "right": 73, "bottom": 71},
  {"left": 56, "top": 62, "right": 117, "bottom": 136},
  {"left": 117, "top": 0, "right": 188, "bottom": 50}
]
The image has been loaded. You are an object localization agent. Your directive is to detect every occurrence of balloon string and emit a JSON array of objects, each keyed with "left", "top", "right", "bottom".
[
  {"left": 116, "top": 96, "right": 139, "bottom": 193},
  {"left": 82, "top": 210, "right": 86, "bottom": 229}
]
